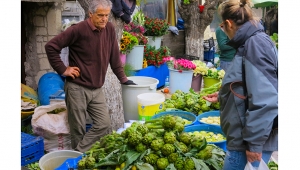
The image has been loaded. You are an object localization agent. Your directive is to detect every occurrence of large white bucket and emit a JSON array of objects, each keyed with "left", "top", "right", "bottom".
[
  {"left": 39, "top": 150, "right": 82, "bottom": 170},
  {"left": 126, "top": 45, "right": 144, "bottom": 70},
  {"left": 169, "top": 68, "right": 193, "bottom": 94},
  {"left": 137, "top": 93, "right": 165, "bottom": 121},
  {"left": 121, "top": 76, "right": 159, "bottom": 122}
]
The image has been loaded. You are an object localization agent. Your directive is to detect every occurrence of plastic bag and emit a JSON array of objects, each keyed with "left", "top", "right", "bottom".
[{"left": 244, "top": 160, "right": 269, "bottom": 170}]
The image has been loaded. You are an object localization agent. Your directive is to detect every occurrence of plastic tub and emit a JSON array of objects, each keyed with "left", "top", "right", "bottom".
[
  {"left": 184, "top": 124, "right": 226, "bottom": 151},
  {"left": 137, "top": 93, "right": 165, "bottom": 121},
  {"left": 121, "top": 76, "right": 159, "bottom": 122},
  {"left": 197, "top": 110, "right": 220, "bottom": 126},
  {"left": 150, "top": 110, "right": 197, "bottom": 127},
  {"left": 38, "top": 72, "right": 65, "bottom": 105},
  {"left": 169, "top": 68, "right": 193, "bottom": 94},
  {"left": 39, "top": 150, "right": 83, "bottom": 170}
]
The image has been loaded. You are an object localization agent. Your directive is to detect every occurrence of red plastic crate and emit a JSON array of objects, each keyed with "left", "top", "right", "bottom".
[{"left": 21, "top": 132, "right": 44, "bottom": 166}]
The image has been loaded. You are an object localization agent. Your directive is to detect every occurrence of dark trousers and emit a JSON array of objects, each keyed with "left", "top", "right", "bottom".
[{"left": 64, "top": 81, "right": 111, "bottom": 152}]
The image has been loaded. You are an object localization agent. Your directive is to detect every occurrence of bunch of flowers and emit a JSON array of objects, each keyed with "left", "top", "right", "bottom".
[
  {"left": 124, "top": 21, "right": 148, "bottom": 45},
  {"left": 143, "top": 16, "right": 170, "bottom": 37},
  {"left": 124, "top": 22, "right": 146, "bottom": 34},
  {"left": 144, "top": 45, "right": 171, "bottom": 67},
  {"left": 120, "top": 31, "right": 138, "bottom": 54},
  {"left": 163, "top": 57, "right": 196, "bottom": 71},
  {"left": 204, "top": 68, "right": 226, "bottom": 79},
  {"left": 130, "top": 32, "right": 148, "bottom": 45},
  {"left": 192, "top": 60, "right": 209, "bottom": 76}
]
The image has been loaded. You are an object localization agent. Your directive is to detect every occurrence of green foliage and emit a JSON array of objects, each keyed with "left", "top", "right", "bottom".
[
  {"left": 123, "top": 63, "right": 135, "bottom": 77},
  {"left": 270, "top": 33, "right": 278, "bottom": 48}
]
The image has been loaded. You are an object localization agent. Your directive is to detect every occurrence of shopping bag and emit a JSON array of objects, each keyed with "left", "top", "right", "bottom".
[{"left": 244, "top": 160, "right": 269, "bottom": 170}]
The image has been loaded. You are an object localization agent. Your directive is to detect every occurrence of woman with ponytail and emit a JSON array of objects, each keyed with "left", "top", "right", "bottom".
[{"left": 203, "top": 0, "right": 278, "bottom": 169}]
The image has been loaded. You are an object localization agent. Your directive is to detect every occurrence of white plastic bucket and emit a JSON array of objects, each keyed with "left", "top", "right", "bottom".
[
  {"left": 126, "top": 45, "right": 144, "bottom": 70},
  {"left": 169, "top": 68, "right": 193, "bottom": 94},
  {"left": 137, "top": 93, "right": 165, "bottom": 121},
  {"left": 39, "top": 150, "right": 82, "bottom": 170},
  {"left": 147, "top": 36, "right": 162, "bottom": 49},
  {"left": 121, "top": 76, "right": 159, "bottom": 122}
]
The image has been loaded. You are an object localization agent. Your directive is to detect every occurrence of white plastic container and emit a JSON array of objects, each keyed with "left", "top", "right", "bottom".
[
  {"left": 169, "top": 68, "right": 193, "bottom": 94},
  {"left": 126, "top": 45, "right": 144, "bottom": 70},
  {"left": 121, "top": 76, "right": 159, "bottom": 122},
  {"left": 147, "top": 36, "right": 162, "bottom": 49},
  {"left": 137, "top": 93, "right": 165, "bottom": 121},
  {"left": 39, "top": 150, "right": 82, "bottom": 170}
]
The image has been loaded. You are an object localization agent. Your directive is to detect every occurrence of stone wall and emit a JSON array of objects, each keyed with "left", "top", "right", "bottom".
[{"left": 22, "top": 1, "right": 63, "bottom": 90}]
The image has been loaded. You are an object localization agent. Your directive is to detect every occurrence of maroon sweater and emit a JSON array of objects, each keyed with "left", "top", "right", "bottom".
[{"left": 45, "top": 19, "right": 128, "bottom": 89}]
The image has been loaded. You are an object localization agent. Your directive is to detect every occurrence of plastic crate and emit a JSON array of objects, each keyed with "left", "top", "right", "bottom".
[
  {"left": 21, "top": 132, "right": 44, "bottom": 166},
  {"left": 150, "top": 110, "right": 197, "bottom": 127},
  {"left": 184, "top": 124, "right": 226, "bottom": 151},
  {"left": 204, "top": 47, "right": 215, "bottom": 61}
]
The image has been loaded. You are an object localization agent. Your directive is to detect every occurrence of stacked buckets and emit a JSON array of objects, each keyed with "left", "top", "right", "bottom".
[{"left": 121, "top": 76, "right": 165, "bottom": 122}]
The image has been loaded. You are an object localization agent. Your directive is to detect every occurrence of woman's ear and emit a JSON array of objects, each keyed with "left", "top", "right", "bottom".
[
  {"left": 225, "top": 20, "right": 232, "bottom": 29},
  {"left": 89, "top": 11, "right": 93, "bottom": 18}
]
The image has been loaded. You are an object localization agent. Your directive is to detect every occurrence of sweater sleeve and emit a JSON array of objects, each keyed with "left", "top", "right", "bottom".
[
  {"left": 108, "top": 24, "right": 128, "bottom": 84},
  {"left": 45, "top": 26, "right": 76, "bottom": 75}
]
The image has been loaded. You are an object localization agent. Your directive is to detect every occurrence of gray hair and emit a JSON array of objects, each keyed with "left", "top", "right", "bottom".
[{"left": 88, "top": 0, "right": 112, "bottom": 13}]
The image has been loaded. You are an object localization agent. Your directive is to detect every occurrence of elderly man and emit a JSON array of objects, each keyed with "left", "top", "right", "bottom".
[{"left": 45, "top": 0, "right": 135, "bottom": 152}]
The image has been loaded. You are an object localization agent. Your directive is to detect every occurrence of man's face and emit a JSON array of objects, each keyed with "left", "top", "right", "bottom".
[{"left": 89, "top": 6, "right": 111, "bottom": 30}]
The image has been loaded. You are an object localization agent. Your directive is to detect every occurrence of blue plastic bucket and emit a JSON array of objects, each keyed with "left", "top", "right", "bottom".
[
  {"left": 150, "top": 110, "right": 197, "bottom": 127},
  {"left": 197, "top": 110, "right": 220, "bottom": 126},
  {"left": 184, "top": 124, "right": 226, "bottom": 151},
  {"left": 38, "top": 72, "right": 65, "bottom": 105}
]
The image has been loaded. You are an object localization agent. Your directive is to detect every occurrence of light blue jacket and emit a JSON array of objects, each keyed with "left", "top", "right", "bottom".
[{"left": 219, "top": 21, "right": 278, "bottom": 152}]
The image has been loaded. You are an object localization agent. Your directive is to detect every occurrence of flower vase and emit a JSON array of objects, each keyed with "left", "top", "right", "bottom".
[
  {"left": 191, "top": 74, "right": 203, "bottom": 92},
  {"left": 169, "top": 68, "right": 193, "bottom": 94},
  {"left": 126, "top": 45, "right": 144, "bottom": 70},
  {"left": 120, "top": 53, "right": 126, "bottom": 65},
  {"left": 147, "top": 36, "right": 162, "bottom": 49},
  {"left": 203, "top": 77, "right": 220, "bottom": 88}
]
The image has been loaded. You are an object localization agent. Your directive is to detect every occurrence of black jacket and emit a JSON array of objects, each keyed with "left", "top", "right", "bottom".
[{"left": 111, "top": 0, "right": 136, "bottom": 24}]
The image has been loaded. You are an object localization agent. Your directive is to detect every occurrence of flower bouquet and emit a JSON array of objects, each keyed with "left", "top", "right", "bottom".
[
  {"left": 120, "top": 31, "right": 139, "bottom": 54},
  {"left": 204, "top": 68, "right": 225, "bottom": 79},
  {"left": 124, "top": 21, "right": 148, "bottom": 45},
  {"left": 192, "top": 60, "right": 209, "bottom": 76},
  {"left": 163, "top": 56, "right": 196, "bottom": 94},
  {"left": 164, "top": 56, "right": 196, "bottom": 72},
  {"left": 143, "top": 16, "right": 170, "bottom": 37},
  {"left": 143, "top": 45, "right": 171, "bottom": 67}
]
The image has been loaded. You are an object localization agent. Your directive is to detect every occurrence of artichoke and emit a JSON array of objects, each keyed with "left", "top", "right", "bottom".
[
  {"left": 143, "top": 153, "right": 160, "bottom": 165},
  {"left": 156, "top": 157, "right": 169, "bottom": 170},
  {"left": 161, "top": 143, "right": 175, "bottom": 156},
  {"left": 163, "top": 131, "right": 176, "bottom": 144}
]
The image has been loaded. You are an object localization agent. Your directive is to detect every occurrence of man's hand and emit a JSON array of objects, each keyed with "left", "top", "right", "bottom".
[
  {"left": 203, "top": 92, "right": 219, "bottom": 103},
  {"left": 246, "top": 150, "right": 262, "bottom": 162},
  {"left": 63, "top": 66, "right": 80, "bottom": 79},
  {"left": 123, "top": 80, "right": 136, "bottom": 85}
]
